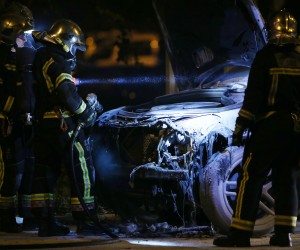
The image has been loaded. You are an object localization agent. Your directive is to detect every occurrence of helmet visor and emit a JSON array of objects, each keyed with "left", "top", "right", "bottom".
[{"left": 75, "top": 36, "right": 86, "bottom": 52}]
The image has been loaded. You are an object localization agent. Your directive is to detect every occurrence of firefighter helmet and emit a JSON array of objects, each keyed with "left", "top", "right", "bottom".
[
  {"left": 3, "top": 3, "right": 34, "bottom": 30},
  {"left": 269, "top": 9, "right": 298, "bottom": 45},
  {"left": 46, "top": 19, "right": 86, "bottom": 55},
  {"left": 0, "top": 13, "right": 29, "bottom": 45}
]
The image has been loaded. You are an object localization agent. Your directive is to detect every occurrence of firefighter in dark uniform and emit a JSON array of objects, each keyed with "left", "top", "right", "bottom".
[
  {"left": 214, "top": 9, "right": 300, "bottom": 247},
  {"left": 30, "top": 19, "right": 100, "bottom": 237},
  {"left": 1, "top": 2, "right": 36, "bottom": 49},
  {"left": 0, "top": 12, "right": 36, "bottom": 233}
]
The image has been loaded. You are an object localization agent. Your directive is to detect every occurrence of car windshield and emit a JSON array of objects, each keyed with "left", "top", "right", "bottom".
[{"left": 197, "top": 64, "right": 249, "bottom": 92}]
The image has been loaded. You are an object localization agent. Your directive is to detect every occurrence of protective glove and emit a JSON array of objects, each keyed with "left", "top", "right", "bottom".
[
  {"left": 86, "top": 93, "right": 103, "bottom": 114},
  {"left": 77, "top": 105, "right": 97, "bottom": 128},
  {"left": 232, "top": 116, "right": 252, "bottom": 146}
]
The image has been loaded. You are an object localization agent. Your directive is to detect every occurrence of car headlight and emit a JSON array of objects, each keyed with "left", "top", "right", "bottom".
[{"left": 158, "top": 129, "right": 193, "bottom": 170}]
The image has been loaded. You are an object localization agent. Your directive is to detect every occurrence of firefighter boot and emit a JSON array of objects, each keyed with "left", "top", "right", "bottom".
[
  {"left": 0, "top": 210, "right": 23, "bottom": 233},
  {"left": 19, "top": 207, "right": 38, "bottom": 231},
  {"left": 213, "top": 235, "right": 251, "bottom": 247},
  {"left": 213, "top": 228, "right": 251, "bottom": 247},
  {"left": 76, "top": 219, "right": 103, "bottom": 235},
  {"left": 270, "top": 233, "right": 292, "bottom": 247},
  {"left": 38, "top": 216, "right": 70, "bottom": 237},
  {"left": 73, "top": 210, "right": 103, "bottom": 235}
]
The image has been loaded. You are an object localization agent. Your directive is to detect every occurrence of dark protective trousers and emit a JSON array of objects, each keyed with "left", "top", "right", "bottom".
[
  {"left": 0, "top": 120, "right": 35, "bottom": 219},
  {"left": 31, "top": 117, "right": 95, "bottom": 220},
  {"left": 231, "top": 111, "right": 299, "bottom": 234}
]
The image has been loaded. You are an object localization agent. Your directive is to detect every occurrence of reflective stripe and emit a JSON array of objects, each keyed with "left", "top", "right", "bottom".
[
  {"left": 70, "top": 197, "right": 81, "bottom": 205},
  {"left": 275, "top": 215, "right": 297, "bottom": 227},
  {"left": 75, "top": 140, "right": 91, "bottom": 198},
  {"left": 0, "top": 195, "right": 17, "bottom": 209},
  {"left": 268, "top": 73, "right": 278, "bottom": 106},
  {"left": 54, "top": 37, "right": 70, "bottom": 52},
  {"left": 42, "top": 58, "right": 55, "bottom": 93},
  {"left": 31, "top": 193, "right": 54, "bottom": 208},
  {"left": 0, "top": 146, "right": 4, "bottom": 190},
  {"left": 70, "top": 196, "right": 94, "bottom": 205},
  {"left": 256, "top": 111, "right": 277, "bottom": 122},
  {"left": 235, "top": 123, "right": 244, "bottom": 133},
  {"left": 20, "top": 194, "right": 31, "bottom": 208},
  {"left": 235, "top": 153, "right": 252, "bottom": 218},
  {"left": 83, "top": 196, "right": 95, "bottom": 204},
  {"left": 238, "top": 108, "right": 255, "bottom": 121},
  {"left": 0, "top": 113, "right": 5, "bottom": 119},
  {"left": 31, "top": 193, "right": 54, "bottom": 201},
  {"left": 268, "top": 67, "right": 300, "bottom": 106},
  {"left": 270, "top": 68, "right": 300, "bottom": 75},
  {"left": 231, "top": 217, "right": 255, "bottom": 231},
  {"left": 55, "top": 73, "right": 73, "bottom": 88},
  {"left": 43, "top": 110, "right": 72, "bottom": 118},
  {"left": 16, "top": 81, "right": 22, "bottom": 86},
  {"left": 74, "top": 100, "right": 86, "bottom": 115},
  {"left": 68, "top": 130, "right": 91, "bottom": 199},
  {"left": 264, "top": 110, "right": 276, "bottom": 119},
  {"left": 4, "top": 64, "right": 16, "bottom": 71},
  {"left": 3, "top": 96, "right": 14, "bottom": 112}
]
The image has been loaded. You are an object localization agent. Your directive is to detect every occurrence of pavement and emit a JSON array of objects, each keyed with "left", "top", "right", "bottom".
[
  {"left": 1, "top": 214, "right": 300, "bottom": 249},
  {"left": 1, "top": 230, "right": 300, "bottom": 249}
]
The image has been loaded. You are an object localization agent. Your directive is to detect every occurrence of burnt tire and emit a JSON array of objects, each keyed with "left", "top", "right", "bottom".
[{"left": 199, "top": 146, "right": 274, "bottom": 237}]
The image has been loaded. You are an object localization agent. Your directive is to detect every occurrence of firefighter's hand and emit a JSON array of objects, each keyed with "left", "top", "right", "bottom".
[
  {"left": 77, "top": 106, "right": 97, "bottom": 128},
  {"left": 232, "top": 124, "right": 244, "bottom": 146},
  {"left": 84, "top": 110, "right": 97, "bottom": 128},
  {"left": 232, "top": 116, "right": 252, "bottom": 146},
  {"left": 86, "top": 93, "right": 103, "bottom": 114}
]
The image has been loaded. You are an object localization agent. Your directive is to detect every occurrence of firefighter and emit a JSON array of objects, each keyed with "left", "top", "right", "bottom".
[
  {"left": 0, "top": 11, "right": 36, "bottom": 232},
  {"left": 0, "top": 2, "right": 35, "bottom": 49},
  {"left": 30, "top": 19, "right": 100, "bottom": 237},
  {"left": 213, "top": 9, "right": 300, "bottom": 247}
]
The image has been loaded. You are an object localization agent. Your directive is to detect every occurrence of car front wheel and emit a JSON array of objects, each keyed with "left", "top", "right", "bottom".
[{"left": 199, "top": 146, "right": 274, "bottom": 237}]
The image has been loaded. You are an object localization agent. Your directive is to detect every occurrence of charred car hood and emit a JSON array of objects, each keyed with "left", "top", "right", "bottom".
[{"left": 152, "top": 0, "right": 267, "bottom": 90}]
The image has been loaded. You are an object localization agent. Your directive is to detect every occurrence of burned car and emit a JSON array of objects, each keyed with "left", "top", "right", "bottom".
[{"left": 91, "top": 0, "right": 274, "bottom": 236}]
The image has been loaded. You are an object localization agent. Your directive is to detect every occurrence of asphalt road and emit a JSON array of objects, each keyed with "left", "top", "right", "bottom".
[
  {"left": 1, "top": 213, "right": 300, "bottom": 249},
  {"left": 1, "top": 232, "right": 300, "bottom": 249},
  {"left": 1, "top": 225, "right": 300, "bottom": 249}
]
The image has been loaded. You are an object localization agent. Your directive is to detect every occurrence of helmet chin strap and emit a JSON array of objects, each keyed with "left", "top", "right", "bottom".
[
  {"left": 54, "top": 36, "right": 70, "bottom": 53},
  {"left": 67, "top": 56, "right": 76, "bottom": 71},
  {"left": 53, "top": 37, "right": 77, "bottom": 55},
  {"left": 70, "top": 45, "right": 77, "bottom": 56}
]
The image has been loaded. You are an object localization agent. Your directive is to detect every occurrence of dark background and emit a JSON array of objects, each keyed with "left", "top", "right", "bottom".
[
  {"left": 1, "top": 0, "right": 160, "bottom": 33},
  {"left": 1, "top": 0, "right": 300, "bottom": 110},
  {"left": 0, "top": 0, "right": 296, "bottom": 33}
]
